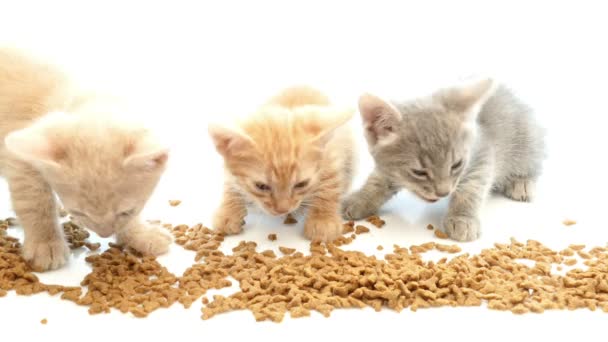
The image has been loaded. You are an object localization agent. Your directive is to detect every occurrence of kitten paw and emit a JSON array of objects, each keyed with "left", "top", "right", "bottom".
[
  {"left": 212, "top": 210, "right": 246, "bottom": 235},
  {"left": 22, "top": 238, "right": 70, "bottom": 271},
  {"left": 120, "top": 226, "right": 173, "bottom": 256},
  {"left": 503, "top": 179, "right": 535, "bottom": 202},
  {"left": 304, "top": 215, "right": 343, "bottom": 242},
  {"left": 443, "top": 215, "right": 481, "bottom": 242},
  {"left": 341, "top": 195, "right": 377, "bottom": 220}
]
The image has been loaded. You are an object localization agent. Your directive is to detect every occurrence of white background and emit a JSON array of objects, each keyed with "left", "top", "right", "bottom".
[{"left": 1, "top": 0, "right": 608, "bottom": 341}]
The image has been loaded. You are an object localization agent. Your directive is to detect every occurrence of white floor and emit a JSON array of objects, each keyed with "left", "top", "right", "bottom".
[{"left": 2, "top": 1, "right": 608, "bottom": 341}]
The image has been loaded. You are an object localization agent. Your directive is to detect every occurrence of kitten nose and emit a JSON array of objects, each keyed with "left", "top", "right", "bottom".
[{"left": 273, "top": 201, "right": 291, "bottom": 215}]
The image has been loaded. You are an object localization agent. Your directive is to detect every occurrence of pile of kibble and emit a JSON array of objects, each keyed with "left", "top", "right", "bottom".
[{"left": 2, "top": 215, "right": 608, "bottom": 322}]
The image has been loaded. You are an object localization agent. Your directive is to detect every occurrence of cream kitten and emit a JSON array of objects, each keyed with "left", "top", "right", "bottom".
[
  {"left": 208, "top": 86, "right": 355, "bottom": 242},
  {"left": 0, "top": 48, "right": 172, "bottom": 271}
]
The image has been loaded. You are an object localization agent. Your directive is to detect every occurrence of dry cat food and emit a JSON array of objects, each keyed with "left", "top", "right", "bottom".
[
  {"left": 279, "top": 246, "right": 296, "bottom": 255},
  {"left": 563, "top": 219, "right": 577, "bottom": 226},
  {"left": 268, "top": 234, "right": 277, "bottom": 241},
  {"left": 365, "top": 215, "right": 386, "bottom": 228},
  {"left": 283, "top": 214, "right": 298, "bottom": 225},
  {"left": 434, "top": 229, "right": 449, "bottom": 239},
  {"left": 426, "top": 224, "right": 435, "bottom": 230},
  {"left": 342, "top": 221, "right": 355, "bottom": 234},
  {"left": 40, "top": 318, "right": 47, "bottom": 325},
  {"left": 355, "top": 225, "right": 370, "bottom": 234},
  {"left": 169, "top": 200, "right": 182, "bottom": 207},
  {"left": 4, "top": 216, "right": 608, "bottom": 322}
]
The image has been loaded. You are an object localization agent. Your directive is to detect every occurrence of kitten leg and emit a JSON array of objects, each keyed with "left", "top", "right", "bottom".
[
  {"left": 342, "top": 170, "right": 399, "bottom": 220},
  {"left": 115, "top": 216, "right": 172, "bottom": 255},
  {"left": 212, "top": 187, "right": 247, "bottom": 235},
  {"left": 304, "top": 174, "right": 345, "bottom": 242},
  {"left": 7, "top": 165, "right": 69, "bottom": 271},
  {"left": 444, "top": 159, "right": 494, "bottom": 242},
  {"left": 502, "top": 177, "right": 535, "bottom": 202}
]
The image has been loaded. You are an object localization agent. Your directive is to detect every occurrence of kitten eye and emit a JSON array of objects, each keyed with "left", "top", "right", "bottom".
[
  {"left": 255, "top": 182, "right": 272, "bottom": 191},
  {"left": 294, "top": 180, "right": 310, "bottom": 189},
  {"left": 411, "top": 169, "right": 428, "bottom": 178},
  {"left": 451, "top": 160, "right": 463, "bottom": 170},
  {"left": 118, "top": 209, "right": 135, "bottom": 218}
]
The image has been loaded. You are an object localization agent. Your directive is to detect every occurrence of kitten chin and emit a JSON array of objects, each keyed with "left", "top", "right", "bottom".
[
  {"left": 210, "top": 86, "right": 356, "bottom": 242},
  {"left": 0, "top": 48, "right": 172, "bottom": 271},
  {"left": 344, "top": 78, "right": 545, "bottom": 241}
]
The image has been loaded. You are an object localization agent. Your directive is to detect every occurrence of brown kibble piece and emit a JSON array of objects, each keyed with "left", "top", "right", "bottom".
[
  {"left": 279, "top": 246, "right": 296, "bottom": 255},
  {"left": 268, "top": 234, "right": 277, "bottom": 241},
  {"left": 169, "top": 200, "right": 182, "bottom": 207},
  {"left": 40, "top": 318, "right": 47, "bottom": 325},
  {"left": 365, "top": 215, "right": 385, "bottom": 228},
  {"left": 426, "top": 224, "right": 434, "bottom": 230},
  {"left": 562, "top": 219, "right": 576, "bottom": 226},
  {"left": 434, "top": 230, "right": 448, "bottom": 239},
  {"left": 377, "top": 245, "right": 384, "bottom": 251},
  {"left": 283, "top": 214, "right": 298, "bottom": 225},
  {"left": 355, "top": 225, "right": 370, "bottom": 234}
]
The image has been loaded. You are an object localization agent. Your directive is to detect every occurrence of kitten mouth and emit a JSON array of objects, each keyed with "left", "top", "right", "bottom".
[{"left": 416, "top": 193, "right": 439, "bottom": 203}]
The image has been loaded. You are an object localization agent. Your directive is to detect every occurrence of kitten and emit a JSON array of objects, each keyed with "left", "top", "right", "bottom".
[
  {"left": 208, "top": 86, "right": 355, "bottom": 242},
  {"left": 0, "top": 48, "right": 172, "bottom": 271},
  {"left": 343, "top": 79, "right": 545, "bottom": 241}
]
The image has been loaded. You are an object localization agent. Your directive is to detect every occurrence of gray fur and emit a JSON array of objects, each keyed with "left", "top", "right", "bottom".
[{"left": 343, "top": 79, "right": 545, "bottom": 241}]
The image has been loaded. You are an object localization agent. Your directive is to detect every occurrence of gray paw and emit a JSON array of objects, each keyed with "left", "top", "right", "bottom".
[
  {"left": 443, "top": 215, "right": 481, "bottom": 242},
  {"left": 341, "top": 195, "right": 377, "bottom": 220},
  {"left": 503, "top": 179, "right": 534, "bottom": 202}
]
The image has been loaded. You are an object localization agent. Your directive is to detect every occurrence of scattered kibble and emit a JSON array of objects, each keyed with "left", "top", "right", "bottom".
[
  {"left": 268, "top": 234, "right": 277, "bottom": 241},
  {"left": 169, "top": 200, "right": 182, "bottom": 207},
  {"left": 365, "top": 215, "right": 385, "bottom": 228},
  {"left": 283, "top": 214, "right": 298, "bottom": 225},
  {"left": 355, "top": 225, "right": 370, "bottom": 234},
  {"left": 434, "top": 229, "right": 448, "bottom": 239}
]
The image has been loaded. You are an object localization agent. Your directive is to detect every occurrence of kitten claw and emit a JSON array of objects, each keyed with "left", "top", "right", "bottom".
[
  {"left": 304, "top": 215, "right": 343, "bottom": 242},
  {"left": 341, "top": 195, "right": 377, "bottom": 220},
  {"left": 212, "top": 210, "right": 246, "bottom": 235},
  {"left": 443, "top": 215, "right": 481, "bottom": 242},
  {"left": 503, "top": 179, "right": 535, "bottom": 202},
  {"left": 23, "top": 237, "right": 70, "bottom": 271}
]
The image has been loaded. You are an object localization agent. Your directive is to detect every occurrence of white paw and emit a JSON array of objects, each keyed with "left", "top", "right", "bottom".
[
  {"left": 22, "top": 237, "right": 70, "bottom": 271},
  {"left": 120, "top": 226, "right": 173, "bottom": 256},
  {"left": 504, "top": 179, "right": 535, "bottom": 202},
  {"left": 304, "top": 215, "right": 343, "bottom": 242},
  {"left": 341, "top": 195, "right": 376, "bottom": 220},
  {"left": 443, "top": 215, "right": 481, "bottom": 242}
]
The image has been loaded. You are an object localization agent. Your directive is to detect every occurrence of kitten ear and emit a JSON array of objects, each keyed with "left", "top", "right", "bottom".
[
  {"left": 4, "top": 129, "right": 62, "bottom": 169},
  {"left": 358, "top": 93, "right": 402, "bottom": 146},
  {"left": 3, "top": 112, "right": 72, "bottom": 169},
  {"left": 436, "top": 78, "right": 496, "bottom": 120},
  {"left": 208, "top": 124, "right": 254, "bottom": 158},
  {"left": 123, "top": 136, "right": 169, "bottom": 171},
  {"left": 308, "top": 107, "right": 354, "bottom": 147}
]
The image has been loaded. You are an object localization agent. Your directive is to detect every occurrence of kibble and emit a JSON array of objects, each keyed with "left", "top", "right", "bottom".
[
  {"left": 434, "top": 230, "right": 449, "bottom": 239},
  {"left": 563, "top": 219, "right": 577, "bottom": 226},
  {"left": 355, "top": 225, "right": 370, "bottom": 234},
  {"left": 365, "top": 215, "right": 385, "bottom": 228},
  {"left": 169, "top": 200, "right": 182, "bottom": 207},
  {"left": 283, "top": 214, "right": 298, "bottom": 225},
  {"left": 268, "top": 234, "right": 277, "bottom": 241}
]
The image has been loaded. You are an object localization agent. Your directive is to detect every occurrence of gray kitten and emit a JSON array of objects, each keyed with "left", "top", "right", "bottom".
[{"left": 342, "top": 79, "right": 545, "bottom": 241}]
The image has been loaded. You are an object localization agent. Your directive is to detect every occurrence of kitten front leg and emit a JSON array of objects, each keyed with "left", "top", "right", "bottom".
[
  {"left": 304, "top": 176, "right": 343, "bottom": 242},
  {"left": 212, "top": 187, "right": 247, "bottom": 235},
  {"left": 342, "top": 169, "right": 399, "bottom": 220},
  {"left": 444, "top": 159, "right": 494, "bottom": 242},
  {"left": 7, "top": 166, "right": 69, "bottom": 271},
  {"left": 115, "top": 216, "right": 172, "bottom": 255}
]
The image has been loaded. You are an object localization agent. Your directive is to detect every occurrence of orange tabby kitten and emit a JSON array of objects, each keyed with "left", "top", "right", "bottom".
[
  {"left": 208, "top": 86, "right": 355, "bottom": 242},
  {"left": 0, "top": 48, "right": 171, "bottom": 271}
]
